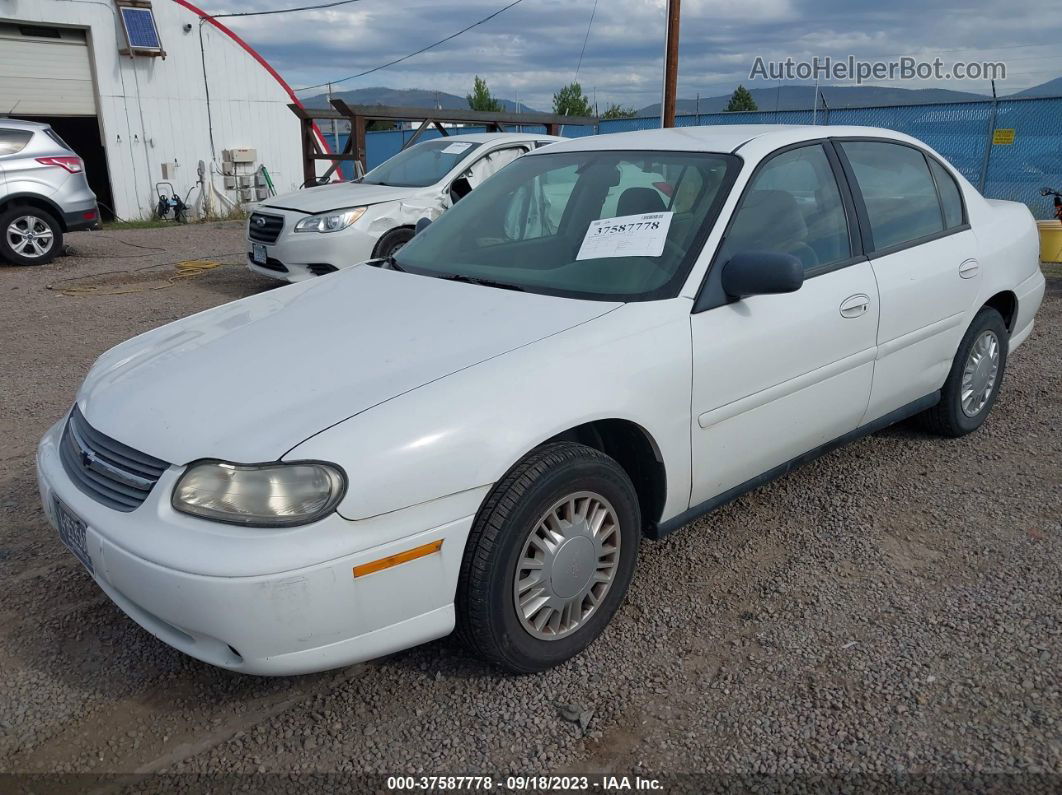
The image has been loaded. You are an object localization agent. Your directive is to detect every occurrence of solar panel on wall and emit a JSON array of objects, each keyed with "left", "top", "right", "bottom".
[{"left": 120, "top": 7, "right": 161, "bottom": 51}]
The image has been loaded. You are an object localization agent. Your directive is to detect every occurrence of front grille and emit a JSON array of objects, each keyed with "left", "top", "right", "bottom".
[
  {"left": 248, "top": 212, "right": 283, "bottom": 243},
  {"left": 59, "top": 407, "right": 169, "bottom": 512}
]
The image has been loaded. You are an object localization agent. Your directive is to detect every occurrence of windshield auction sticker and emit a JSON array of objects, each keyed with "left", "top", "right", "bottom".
[
  {"left": 441, "top": 142, "right": 474, "bottom": 155},
  {"left": 576, "top": 212, "right": 674, "bottom": 260}
]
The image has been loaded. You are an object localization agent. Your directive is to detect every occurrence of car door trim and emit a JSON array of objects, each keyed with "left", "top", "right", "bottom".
[
  {"left": 650, "top": 391, "right": 941, "bottom": 539},
  {"left": 696, "top": 346, "right": 877, "bottom": 429},
  {"left": 875, "top": 311, "right": 965, "bottom": 359}
]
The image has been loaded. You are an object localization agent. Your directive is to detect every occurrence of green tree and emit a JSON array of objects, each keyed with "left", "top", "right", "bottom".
[
  {"left": 467, "top": 76, "right": 503, "bottom": 113},
  {"left": 602, "top": 103, "right": 637, "bottom": 119},
  {"left": 553, "top": 82, "right": 592, "bottom": 117},
  {"left": 725, "top": 84, "right": 758, "bottom": 112}
]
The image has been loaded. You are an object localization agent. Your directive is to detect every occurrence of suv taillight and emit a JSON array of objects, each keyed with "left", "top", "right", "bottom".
[{"left": 36, "top": 156, "right": 83, "bottom": 174}]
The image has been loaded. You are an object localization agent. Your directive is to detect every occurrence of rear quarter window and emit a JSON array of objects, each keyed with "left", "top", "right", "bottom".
[{"left": 0, "top": 129, "right": 33, "bottom": 156}]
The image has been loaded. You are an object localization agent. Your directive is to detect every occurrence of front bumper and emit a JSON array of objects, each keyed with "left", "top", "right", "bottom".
[
  {"left": 36, "top": 419, "right": 470, "bottom": 675},
  {"left": 246, "top": 208, "right": 381, "bottom": 284}
]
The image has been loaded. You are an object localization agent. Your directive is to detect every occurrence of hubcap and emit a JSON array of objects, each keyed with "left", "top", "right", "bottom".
[
  {"left": 6, "top": 215, "right": 54, "bottom": 259},
  {"left": 513, "top": 491, "right": 621, "bottom": 641},
  {"left": 961, "top": 330, "right": 1000, "bottom": 417}
]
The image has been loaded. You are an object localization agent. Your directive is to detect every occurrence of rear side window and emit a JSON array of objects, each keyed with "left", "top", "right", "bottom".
[
  {"left": 0, "top": 129, "right": 33, "bottom": 156},
  {"left": 45, "top": 129, "right": 72, "bottom": 151},
  {"left": 841, "top": 141, "right": 944, "bottom": 251},
  {"left": 928, "top": 158, "right": 964, "bottom": 229}
]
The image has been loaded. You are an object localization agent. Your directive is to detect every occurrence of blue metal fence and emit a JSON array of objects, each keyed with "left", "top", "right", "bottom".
[{"left": 324, "top": 96, "right": 1062, "bottom": 218}]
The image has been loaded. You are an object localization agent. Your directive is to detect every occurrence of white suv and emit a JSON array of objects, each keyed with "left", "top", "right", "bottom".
[{"left": 247, "top": 132, "right": 563, "bottom": 282}]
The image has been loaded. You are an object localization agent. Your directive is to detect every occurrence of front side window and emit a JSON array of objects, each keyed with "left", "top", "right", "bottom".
[
  {"left": 0, "top": 129, "right": 33, "bottom": 156},
  {"left": 361, "top": 138, "right": 483, "bottom": 188},
  {"left": 395, "top": 150, "right": 738, "bottom": 301},
  {"left": 841, "top": 141, "right": 944, "bottom": 251},
  {"left": 716, "top": 144, "right": 850, "bottom": 272}
]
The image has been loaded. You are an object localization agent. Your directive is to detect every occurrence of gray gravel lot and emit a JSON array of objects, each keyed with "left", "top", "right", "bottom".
[{"left": 0, "top": 224, "right": 1059, "bottom": 788}]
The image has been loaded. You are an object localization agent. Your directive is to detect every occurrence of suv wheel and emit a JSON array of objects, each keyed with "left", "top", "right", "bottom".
[
  {"left": 1, "top": 206, "right": 63, "bottom": 266},
  {"left": 457, "top": 442, "right": 640, "bottom": 673}
]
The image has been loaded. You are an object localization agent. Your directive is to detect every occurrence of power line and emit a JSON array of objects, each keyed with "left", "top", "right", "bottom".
[
  {"left": 295, "top": 0, "right": 527, "bottom": 92},
  {"left": 210, "top": 0, "right": 362, "bottom": 18},
  {"left": 574, "top": 0, "right": 599, "bottom": 80}
]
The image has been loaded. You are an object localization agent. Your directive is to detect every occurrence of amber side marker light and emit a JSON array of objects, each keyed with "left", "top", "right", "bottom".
[{"left": 352, "top": 539, "right": 443, "bottom": 578}]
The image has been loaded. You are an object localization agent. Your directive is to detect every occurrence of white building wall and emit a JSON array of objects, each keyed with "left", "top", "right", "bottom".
[{"left": 3, "top": 0, "right": 317, "bottom": 218}]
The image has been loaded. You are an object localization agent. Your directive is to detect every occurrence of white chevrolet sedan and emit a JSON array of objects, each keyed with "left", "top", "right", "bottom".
[
  {"left": 247, "top": 132, "right": 564, "bottom": 282},
  {"left": 38, "top": 125, "right": 1045, "bottom": 675}
]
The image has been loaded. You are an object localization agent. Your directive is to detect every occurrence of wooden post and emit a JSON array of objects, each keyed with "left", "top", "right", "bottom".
[
  {"left": 301, "top": 118, "right": 318, "bottom": 186},
  {"left": 352, "top": 114, "right": 367, "bottom": 175},
  {"left": 661, "top": 0, "right": 681, "bottom": 128}
]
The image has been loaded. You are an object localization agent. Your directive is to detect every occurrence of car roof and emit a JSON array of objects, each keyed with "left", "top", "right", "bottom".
[
  {"left": 0, "top": 118, "right": 51, "bottom": 131},
  {"left": 428, "top": 131, "right": 565, "bottom": 144},
  {"left": 539, "top": 124, "right": 919, "bottom": 155}
]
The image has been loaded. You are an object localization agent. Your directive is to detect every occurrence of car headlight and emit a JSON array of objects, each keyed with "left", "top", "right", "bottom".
[
  {"left": 293, "top": 207, "right": 366, "bottom": 233},
  {"left": 172, "top": 461, "right": 346, "bottom": 527}
]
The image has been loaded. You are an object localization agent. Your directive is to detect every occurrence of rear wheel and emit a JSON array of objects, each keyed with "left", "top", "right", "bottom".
[
  {"left": 918, "top": 307, "right": 1008, "bottom": 437},
  {"left": 1, "top": 206, "right": 63, "bottom": 265},
  {"left": 457, "top": 442, "right": 640, "bottom": 673},
  {"left": 373, "top": 227, "right": 414, "bottom": 259}
]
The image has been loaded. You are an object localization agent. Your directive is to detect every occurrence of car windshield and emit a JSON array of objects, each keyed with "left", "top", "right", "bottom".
[
  {"left": 360, "top": 138, "right": 483, "bottom": 187},
  {"left": 393, "top": 149, "right": 739, "bottom": 301}
]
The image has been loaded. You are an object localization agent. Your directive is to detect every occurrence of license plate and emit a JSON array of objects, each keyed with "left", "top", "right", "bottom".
[
  {"left": 251, "top": 243, "right": 267, "bottom": 265},
  {"left": 54, "top": 497, "right": 93, "bottom": 573}
]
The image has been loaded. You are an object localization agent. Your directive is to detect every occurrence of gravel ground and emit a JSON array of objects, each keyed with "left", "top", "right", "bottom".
[{"left": 0, "top": 224, "right": 1059, "bottom": 789}]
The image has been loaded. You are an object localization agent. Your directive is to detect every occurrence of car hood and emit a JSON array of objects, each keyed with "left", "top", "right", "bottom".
[
  {"left": 77, "top": 266, "right": 620, "bottom": 465},
  {"left": 262, "top": 181, "right": 422, "bottom": 214}
]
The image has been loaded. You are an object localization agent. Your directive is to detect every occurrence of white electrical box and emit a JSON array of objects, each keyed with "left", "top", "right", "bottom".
[
  {"left": 255, "top": 187, "right": 269, "bottom": 200},
  {"left": 161, "top": 161, "right": 178, "bottom": 180},
  {"left": 227, "top": 148, "right": 257, "bottom": 163},
  {"left": 239, "top": 188, "right": 255, "bottom": 202},
  {"left": 221, "top": 161, "right": 235, "bottom": 176},
  {"left": 237, "top": 174, "right": 254, "bottom": 188},
  {"left": 223, "top": 176, "right": 237, "bottom": 189},
  {"left": 254, "top": 172, "right": 266, "bottom": 187}
]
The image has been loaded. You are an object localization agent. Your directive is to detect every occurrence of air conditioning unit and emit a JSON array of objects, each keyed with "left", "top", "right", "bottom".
[{"left": 227, "top": 148, "right": 257, "bottom": 163}]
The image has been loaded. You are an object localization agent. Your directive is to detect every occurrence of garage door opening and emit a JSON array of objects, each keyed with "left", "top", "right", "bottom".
[{"left": 21, "top": 115, "right": 116, "bottom": 220}]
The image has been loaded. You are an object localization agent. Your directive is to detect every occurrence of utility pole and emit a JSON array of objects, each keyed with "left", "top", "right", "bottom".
[{"left": 661, "top": 0, "right": 680, "bottom": 127}]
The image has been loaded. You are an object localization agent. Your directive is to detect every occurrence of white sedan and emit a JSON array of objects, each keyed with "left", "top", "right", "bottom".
[
  {"left": 247, "top": 132, "right": 564, "bottom": 282},
  {"left": 38, "top": 125, "right": 1045, "bottom": 675}
]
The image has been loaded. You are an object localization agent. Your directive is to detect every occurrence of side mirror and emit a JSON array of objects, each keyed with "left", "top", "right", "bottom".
[
  {"left": 721, "top": 251, "right": 804, "bottom": 299},
  {"left": 414, "top": 216, "right": 432, "bottom": 235}
]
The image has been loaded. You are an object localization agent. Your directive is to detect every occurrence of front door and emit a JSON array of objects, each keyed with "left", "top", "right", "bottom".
[{"left": 689, "top": 143, "right": 879, "bottom": 506}]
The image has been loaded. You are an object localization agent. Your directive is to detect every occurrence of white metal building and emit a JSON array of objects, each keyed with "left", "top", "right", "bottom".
[{"left": 0, "top": 0, "right": 324, "bottom": 219}]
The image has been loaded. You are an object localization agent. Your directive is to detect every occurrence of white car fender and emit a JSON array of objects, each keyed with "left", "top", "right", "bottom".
[{"left": 286, "top": 299, "right": 695, "bottom": 525}]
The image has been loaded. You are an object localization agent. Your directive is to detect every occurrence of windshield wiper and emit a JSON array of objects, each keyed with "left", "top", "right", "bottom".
[
  {"left": 439, "top": 273, "right": 525, "bottom": 292},
  {"left": 384, "top": 254, "right": 405, "bottom": 272}
]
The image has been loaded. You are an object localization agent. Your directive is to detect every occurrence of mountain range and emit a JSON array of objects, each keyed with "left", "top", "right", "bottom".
[{"left": 302, "top": 78, "right": 1062, "bottom": 119}]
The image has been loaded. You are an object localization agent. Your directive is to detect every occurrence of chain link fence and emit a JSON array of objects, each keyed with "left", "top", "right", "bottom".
[{"left": 327, "top": 95, "right": 1062, "bottom": 218}]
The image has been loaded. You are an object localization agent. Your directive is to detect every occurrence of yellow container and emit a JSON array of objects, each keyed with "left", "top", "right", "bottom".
[{"left": 1037, "top": 220, "right": 1062, "bottom": 263}]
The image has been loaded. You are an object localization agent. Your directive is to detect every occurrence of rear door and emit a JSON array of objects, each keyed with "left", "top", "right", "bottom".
[
  {"left": 688, "top": 142, "right": 879, "bottom": 505},
  {"left": 835, "top": 140, "right": 981, "bottom": 423}
]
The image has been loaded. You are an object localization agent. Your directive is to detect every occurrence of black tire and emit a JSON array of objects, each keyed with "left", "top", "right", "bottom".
[
  {"left": 457, "top": 442, "right": 640, "bottom": 673},
  {"left": 917, "top": 306, "right": 1009, "bottom": 437},
  {"left": 372, "top": 227, "right": 414, "bottom": 259},
  {"left": 0, "top": 205, "right": 63, "bottom": 266}
]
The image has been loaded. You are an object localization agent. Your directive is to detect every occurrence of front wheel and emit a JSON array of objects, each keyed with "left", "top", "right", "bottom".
[
  {"left": 1, "top": 206, "right": 63, "bottom": 265},
  {"left": 457, "top": 442, "right": 640, "bottom": 673},
  {"left": 373, "top": 227, "right": 414, "bottom": 259},
  {"left": 918, "top": 306, "right": 1009, "bottom": 437}
]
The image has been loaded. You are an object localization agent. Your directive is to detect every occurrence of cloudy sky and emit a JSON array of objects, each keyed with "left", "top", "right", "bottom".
[{"left": 214, "top": 0, "right": 1060, "bottom": 109}]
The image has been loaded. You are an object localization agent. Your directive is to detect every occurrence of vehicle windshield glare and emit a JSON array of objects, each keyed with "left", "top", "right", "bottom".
[
  {"left": 394, "top": 149, "right": 739, "bottom": 301},
  {"left": 360, "top": 138, "right": 483, "bottom": 188}
]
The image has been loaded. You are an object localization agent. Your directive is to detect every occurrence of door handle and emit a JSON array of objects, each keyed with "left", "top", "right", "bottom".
[
  {"left": 959, "top": 259, "right": 980, "bottom": 279},
  {"left": 839, "top": 293, "right": 871, "bottom": 319}
]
